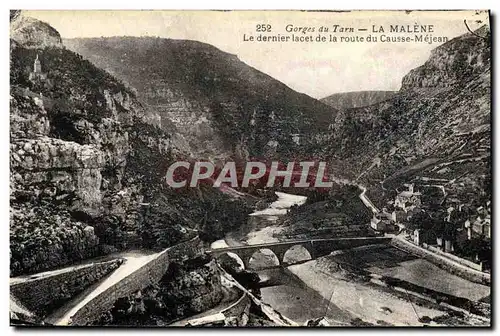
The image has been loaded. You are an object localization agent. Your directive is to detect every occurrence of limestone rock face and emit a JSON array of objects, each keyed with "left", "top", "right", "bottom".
[
  {"left": 10, "top": 16, "right": 62, "bottom": 49},
  {"left": 9, "top": 17, "right": 147, "bottom": 274},
  {"left": 321, "top": 26, "right": 491, "bottom": 219},
  {"left": 11, "top": 137, "right": 104, "bottom": 211},
  {"left": 401, "top": 26, "right": 490, "bottom": 90},
  {"left": 10, "top": 95, "right": 50, "bottom": 137}
]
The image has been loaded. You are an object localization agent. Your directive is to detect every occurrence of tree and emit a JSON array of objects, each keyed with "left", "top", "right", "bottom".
[{"left": 406, "top": 211, "right": 432, "bottom": 232}]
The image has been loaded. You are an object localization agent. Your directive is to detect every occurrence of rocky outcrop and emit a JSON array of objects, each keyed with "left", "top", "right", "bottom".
[
  {"left": 160, "top": 259, "right": 225, "bottom": 317},
  {"left": 10, "top": 90, "right": 50, "bottom": 137},
  {"left": 92, "top": 257, "right": 227, "bottom": 326},
  {"left": 8, "top": 19, "right": 159, "bottom": 275},
  {"left": 401, "top": 26, "right": 490, "bottom": 90},
  {"left": 10, "top": 202, "right": 101, "bottom": 276},
  {"left": 11, "top": 137, "right": 104, "bottom": 210},
  {"left": 9, "top": 35, "right": 141, "bottom": 274},
  {"left": 10, "top": 15, "right": 62, "bottom": 49}
]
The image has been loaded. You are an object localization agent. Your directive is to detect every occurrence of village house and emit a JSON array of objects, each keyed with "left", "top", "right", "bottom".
[
  {"left": 470, "top": 214, "right": 491, "bottom": 239},
  {"left": 394, "top": 183, "right": 422, "bottom": 212},
  {"left": 290, "top": 133, "right": 300, "bottom": 145},
  {"left": 370, "top": 210, "right": 394, "bottom": 232},
  {"left": 370, "top": 216, "right": 386, "bottom": 231}
]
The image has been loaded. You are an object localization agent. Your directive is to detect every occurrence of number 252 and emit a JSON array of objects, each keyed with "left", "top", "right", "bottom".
[{"left": 256, "top": 24, "right": 272, "bottom": 32}]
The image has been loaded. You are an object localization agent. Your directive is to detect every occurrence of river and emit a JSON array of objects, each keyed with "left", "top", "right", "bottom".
[
  {"left": 211, "top": 192, "right": 352, "bottom": 325},
  {"left": 211, "top": 191, "right": 490, "bottom": 326}
]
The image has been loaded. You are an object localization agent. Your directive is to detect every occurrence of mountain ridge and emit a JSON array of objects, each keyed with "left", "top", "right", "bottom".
[
  {"left": 321, "top": 26, "right": 491, "bottom": 217},
  {"left": 321, "top": 90, "right": 397, "bottom": 110},
  {"left": 64, "top": 36, "right": 337, "bottom": 161}
]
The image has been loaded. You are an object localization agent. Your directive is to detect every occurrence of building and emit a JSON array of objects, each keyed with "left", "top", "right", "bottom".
[
  {"left": 471, "top": 215, "right": 491, "bottom": 239},
  {"left": 370, "top": 214, "right": 392, "bottom": 232},
  {"left": 291, "top": 133, "right": 300, "bottom": 145},
  {"left": 28, "top": 54, "right": 47, "bottom": 82},
  {"left": 394, "top": 183, "right": 422, "bottom": 212},
  {"left": 34, "top": 53, "right": 42, "bottom": 72},
  {"left": 371, "top": 216, "right": 385, "bottom": 231},
  {"left": 444, "top": 239, "right": 454, "bottom": 253},
  {"left": 413, "top": 229, "right": 420, "bottom": 245},
  {"left": 391, "top": 210, "right": 408, "bottom": 223},
  {"left": 411, "top": 228, "right": 438, "bottom": 247}
]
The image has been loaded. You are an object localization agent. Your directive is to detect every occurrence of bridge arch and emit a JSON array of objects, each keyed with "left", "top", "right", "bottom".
[
  {"left": 282, "top": 244, "right": 313, "bottom": 265},
  {"left": 248, "top": 248, "right": 280, "bottom": 270},
  {"left": 218, "top": 252, "right": 245, "bottom": 271}
]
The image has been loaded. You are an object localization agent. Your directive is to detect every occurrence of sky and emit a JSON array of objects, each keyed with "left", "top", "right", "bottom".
[{"left": 24, "top": 10, "right": 489, "bottom": 99}]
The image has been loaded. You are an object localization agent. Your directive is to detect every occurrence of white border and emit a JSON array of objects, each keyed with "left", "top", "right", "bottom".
[{"left": 2, "top": 1, "right": 498, "bottom": 336}]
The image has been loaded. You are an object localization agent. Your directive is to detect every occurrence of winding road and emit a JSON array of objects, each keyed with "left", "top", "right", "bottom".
[{"left": 45, "top": 251, "right": 159, "bottom": 325}]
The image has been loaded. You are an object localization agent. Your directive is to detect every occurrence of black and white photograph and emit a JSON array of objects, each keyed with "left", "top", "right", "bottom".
[{"left": 8, "top": 9, "right": 491, "bottom": 327}]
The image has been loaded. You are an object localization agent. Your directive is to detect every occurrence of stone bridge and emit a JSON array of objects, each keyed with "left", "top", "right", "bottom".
[{"left": 207, "top": 236, "right": 391, "bottom": 269}]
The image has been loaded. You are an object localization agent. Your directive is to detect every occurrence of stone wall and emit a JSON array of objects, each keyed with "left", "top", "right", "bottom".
[
  {"left": 220, "top": 293, "right": 251, "bottom": 326},
  {"left": 424, "top": 244, "right": 484, "bottom": 271},
  {"left": 312, "top": 236, "right": 392, "bottom": 258},
  {"left": 11, "top": 259, "right": 122, "bottom": 318},
  {"left": 69, "top": 236, "right": 203, "bottom": 325},
  {"left": 391, "top": 237, "right": 490, "bottom": 285},
  {"left": 167, "top": 236, "right": 204, "bottom": 262}
]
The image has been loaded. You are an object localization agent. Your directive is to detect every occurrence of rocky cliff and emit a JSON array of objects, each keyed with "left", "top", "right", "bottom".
[
  {"left": 11, "top": 15, "right": 62, "bottom": 49},
  {"left": 10, "top": 35, "right": 136, "bottom": 274},
  {"left": 401, "top": 26, "right": 490, "bottom": 90},
  {"left": 10, "top": 16, "right": 253, "bottom": 276},
  {"left": 321, "top": 91, "right": 396, "bottom": 110},
  {"left": 64, "top": 37, "right": 337, "bottom": 160},
  {"left": 321, "top": 26, "right": 491, "bottom": 218}
]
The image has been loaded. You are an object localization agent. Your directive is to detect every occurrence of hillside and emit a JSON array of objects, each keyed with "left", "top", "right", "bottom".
[
  {"left": 321, "top": 91, "right": 396, "bottom": 110},
  {"left": 64, "top": 37, "right": 337, "bottom": 160},
  {"left": 322, "top": 26, "right": 491, "bottom": 218},
  {"left": 10, "top": 16, "right": 253, "bottom": 276}
]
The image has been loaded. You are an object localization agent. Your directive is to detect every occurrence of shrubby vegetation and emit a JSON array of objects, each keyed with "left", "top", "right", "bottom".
[
  {"left": 126, "top": 119, "right": 254, "bottom": 249},
  {"left": 279, "top": 184, "right": 372, "bottom": 239},
  {"left": 94, "top": 256, "right": 225, "bottom": 326},
  {"left": 10, "top": 204, "right": 99, "bottom": 275}
]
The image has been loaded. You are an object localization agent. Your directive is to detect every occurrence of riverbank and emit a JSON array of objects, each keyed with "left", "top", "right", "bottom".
[
  {"left": 218, "top": 191, "right": 490, "bottom": 327},
  {"left": 288, "top": 247, "right": 489, "bottom": 326},
  {"left": 288, "top": 259, "right": 445, "bottom": 326},
  {"left": 391, "top": 236, "right": 491, "bottom": 285}
]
